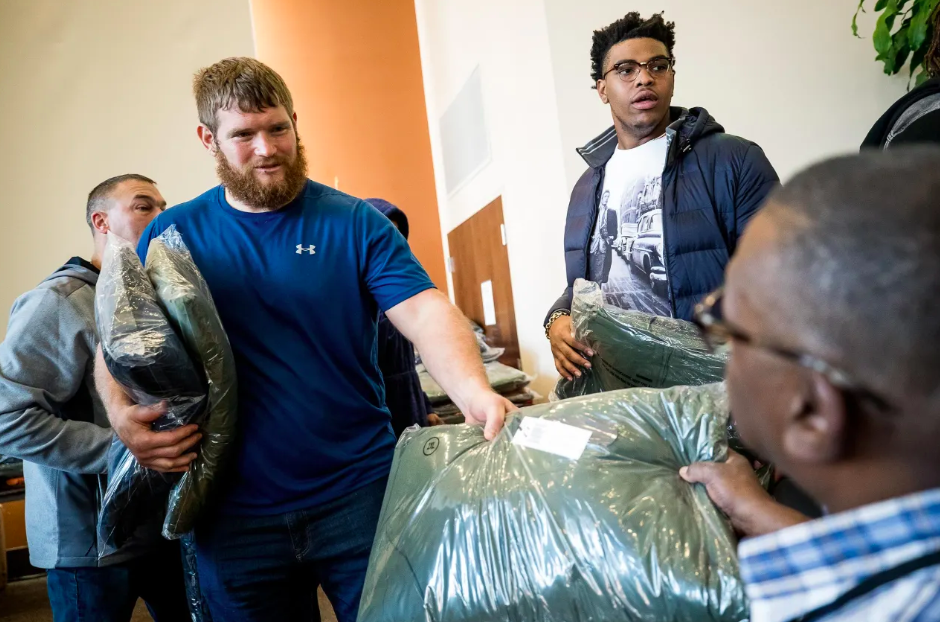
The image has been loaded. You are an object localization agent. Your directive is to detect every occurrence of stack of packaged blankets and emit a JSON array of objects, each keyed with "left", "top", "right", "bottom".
[
  {"left": 417, "top": 321, "right": 537, "bottom": 422},
  {"left": 418, "top": 360, "right": 537, "bottom": 423}
]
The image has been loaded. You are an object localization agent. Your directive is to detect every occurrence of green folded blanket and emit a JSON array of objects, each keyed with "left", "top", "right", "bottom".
[
  {"left": 359, "top": 383, "right": 747, "bottom": 622},
  {"left": 555, "top": 279, "right": 727, "bottom": 399},
  {"left": 146, "top": 226, "right": 238, "bottom": 539}
]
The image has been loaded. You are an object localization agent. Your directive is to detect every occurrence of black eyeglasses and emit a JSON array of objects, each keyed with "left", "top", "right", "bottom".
[
  {"left": 693, "top": 287, "right": 893, "bottom": 412},
  {"left": 601, "top": 57, "right": 675, "bottom": 83}
]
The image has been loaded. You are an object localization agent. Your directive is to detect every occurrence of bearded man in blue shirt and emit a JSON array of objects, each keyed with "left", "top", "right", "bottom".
[{"left": 96, "top": 57, "right": 514, "bottom": 622}]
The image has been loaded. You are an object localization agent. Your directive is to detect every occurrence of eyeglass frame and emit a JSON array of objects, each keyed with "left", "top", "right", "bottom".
[
  {"left": 692, "top": 287, "right": 893, "bottom": 412},
  {"left": 599, "top": 56, "right": 676, "bottom": 84}
]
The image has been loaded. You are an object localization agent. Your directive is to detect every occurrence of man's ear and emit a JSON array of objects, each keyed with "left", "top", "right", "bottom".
[
  {"left": 597, "top": 79, "right": 610, "bottom": 105},
  {"left": 782, "top": 373, "right": 848, "bottom": 464},
  {"left": 90, "top": 211, "right": 109, "bottom": 236},
  {"left": 197, "top": 125, "right": 215, "bottom": 153}
]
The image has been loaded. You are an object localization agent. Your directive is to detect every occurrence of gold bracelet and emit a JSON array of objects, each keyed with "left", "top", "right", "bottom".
[{"left": 544, "top": 309, "right": 570, "bottom": 339}]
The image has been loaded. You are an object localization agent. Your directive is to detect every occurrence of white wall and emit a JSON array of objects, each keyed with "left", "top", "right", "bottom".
[
  {"left": 414, "top": 0, "right": 571, "bottom": 397},
  {"left": 543, "top": 0, "right": 910, "bottom": 188},
  {"left": 0, "top": 0, "right": 254, "bottom": 337},
  {"left": 415, "top": 0, "right": 911, "bottom": 394}
]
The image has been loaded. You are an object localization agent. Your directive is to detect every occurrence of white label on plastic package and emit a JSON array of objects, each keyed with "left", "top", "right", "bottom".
[
  {"left": 511, "top": 417, "right": 592, "bottom": 460},
  {"left": 481, "top": 280, "right": 497, "bottom": 326}
]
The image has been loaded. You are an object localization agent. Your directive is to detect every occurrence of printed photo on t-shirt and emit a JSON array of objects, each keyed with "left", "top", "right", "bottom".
[{"left": 588, "top": 135, "right": 672, "bottom": 317}]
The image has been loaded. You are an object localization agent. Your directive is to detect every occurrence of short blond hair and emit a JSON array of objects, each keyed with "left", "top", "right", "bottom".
[{"left": 193, "top": 57, "right": 294, "bottom": 133}]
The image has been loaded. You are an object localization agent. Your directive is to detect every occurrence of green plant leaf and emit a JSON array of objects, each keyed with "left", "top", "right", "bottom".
[
  {"left": 882, "top": 19, "right": 911, "bottom": 74},
  {"left": 874, "top": 0, "right": 901, "bottom": 57},
  {"left": 893, "top": 43, "right": 912, "bottom": 74},
  {"left": 915, "top": 68, "right": 931, "bottom": 86},
  {"left": 853, "top": 0, "right": 867, "bottom": 36},
  {"left": 909, "top": 9, "right": 930, "bottom": 49},
  {"left": 858, "top": 0, "right": 935, "bottom": 80},
  {"left": 909, "top": 33, "right": 928, "bottom": 74},
  {"left": 874, "top": 20, "right": 893, "bottom": 55}
]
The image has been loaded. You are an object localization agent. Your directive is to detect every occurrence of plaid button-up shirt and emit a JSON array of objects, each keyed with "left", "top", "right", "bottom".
[{"left": 739, "top": 488, "right": 940, "bottom": 622}]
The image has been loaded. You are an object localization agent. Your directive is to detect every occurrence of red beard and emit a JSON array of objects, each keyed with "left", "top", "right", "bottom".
[{"left": 215, "top": 139, "right": 309, "bottom": 210}]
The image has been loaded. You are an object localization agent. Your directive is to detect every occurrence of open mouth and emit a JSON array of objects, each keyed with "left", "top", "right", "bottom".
[{"left": 632, "top": 91, "right": 659, "bottom": 110}]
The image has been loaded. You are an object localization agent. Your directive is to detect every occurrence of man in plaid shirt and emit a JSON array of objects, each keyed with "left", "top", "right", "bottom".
[{"left": 681, "top": 148, "right": 940, "bottom": 622}]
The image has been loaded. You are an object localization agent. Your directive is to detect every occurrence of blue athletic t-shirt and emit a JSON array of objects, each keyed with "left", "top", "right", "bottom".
[{"left": 137, "top": 180, "right": 435, "bottom": 515}]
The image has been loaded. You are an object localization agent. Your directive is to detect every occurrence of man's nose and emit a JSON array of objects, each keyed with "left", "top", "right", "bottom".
[
  {"left": 634, "top": 66, "right": 655, "bottom": 87},
  {"left": 254, "top": 135, "right": 276, "bottom": 158}
]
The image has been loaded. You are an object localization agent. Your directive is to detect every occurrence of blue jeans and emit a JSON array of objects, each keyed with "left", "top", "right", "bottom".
[
  {"left": 46, "top": 540, "right": 190, "bottom": 622},
  {"left": 194, "top": 476, "right": 387, "bottom": 622}
]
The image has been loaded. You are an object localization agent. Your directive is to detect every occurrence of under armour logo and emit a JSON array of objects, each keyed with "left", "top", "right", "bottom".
[{"left": 296, "top": 244, "right": 316, "bottom": 255}]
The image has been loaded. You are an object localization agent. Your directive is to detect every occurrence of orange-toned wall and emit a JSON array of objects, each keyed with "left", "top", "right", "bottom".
[{"left": 250, "top": 0, "right": 446, "bottom": 289}]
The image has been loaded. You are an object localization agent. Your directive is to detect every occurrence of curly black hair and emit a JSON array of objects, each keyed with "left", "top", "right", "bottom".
[{"left": 590, "top": 12, "right": 676, "bottom": 83}]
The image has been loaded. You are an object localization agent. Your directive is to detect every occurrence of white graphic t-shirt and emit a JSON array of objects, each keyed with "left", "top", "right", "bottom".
[{"left": 588, "top": 134, "right": 672, "bottom": 317}]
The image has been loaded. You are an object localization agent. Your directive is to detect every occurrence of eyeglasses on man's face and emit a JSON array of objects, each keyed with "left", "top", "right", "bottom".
[
  {"left": 692, "top": 287, "right": 893, "bottom": 413},
  {"left": 602, "top": 56, "right": 675, "bottom": 83}
]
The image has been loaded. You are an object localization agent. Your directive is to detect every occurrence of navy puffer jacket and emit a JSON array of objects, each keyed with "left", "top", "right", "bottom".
[{"left": 546, "top": 107, "right": 779, "bottom": 322}]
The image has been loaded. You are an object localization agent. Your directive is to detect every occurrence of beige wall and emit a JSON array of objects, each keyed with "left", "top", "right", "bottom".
[{"left": 0, "top": 0, "right": 255, "bottom": 338}]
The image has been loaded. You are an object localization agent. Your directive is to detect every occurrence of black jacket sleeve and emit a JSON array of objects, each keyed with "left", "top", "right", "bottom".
[{"left": 730, "top": 143, "right": 779, "bottom": 253}]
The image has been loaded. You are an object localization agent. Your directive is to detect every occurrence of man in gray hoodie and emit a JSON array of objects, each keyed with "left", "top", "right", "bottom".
[{"left": 0, "top": 174, "right": 189, "bottom": 621}]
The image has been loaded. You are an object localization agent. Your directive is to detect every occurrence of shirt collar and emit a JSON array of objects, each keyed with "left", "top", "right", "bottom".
[
  {"left": 66, "top": 256, "right": 100, "bottom": 275},
  {"left": 738, "top": 488, "right": 940, "bottom": 622}
]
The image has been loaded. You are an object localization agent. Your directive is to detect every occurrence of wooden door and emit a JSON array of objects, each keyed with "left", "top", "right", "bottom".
[{"left": 447, "top": 197, "right": 521, "bottom": 369}]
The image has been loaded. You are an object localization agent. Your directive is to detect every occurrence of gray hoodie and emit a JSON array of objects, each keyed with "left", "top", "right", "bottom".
[{"left": 0, "top": 259, "right": 129, "bottom": 568}]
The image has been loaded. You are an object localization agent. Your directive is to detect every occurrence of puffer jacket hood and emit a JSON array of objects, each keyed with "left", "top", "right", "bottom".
[
  {"left": 368, "top": 198, "right": 410, "bottom": 240},
  {"left": 577, "top": 107, "right": 724, "bottom": 170}
]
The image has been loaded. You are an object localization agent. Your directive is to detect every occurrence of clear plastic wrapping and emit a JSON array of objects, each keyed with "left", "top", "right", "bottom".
[
  {"left": 95, "top": 236, "right": 207, "bottom": 556},
  {"left": 359, "top": 383, "right": 747, "bottom": 622},
  {"left": 432, "top": 388, "right": 540, "bottom": 420},
  {"left": 145, "top": 226, "right": 238, "bottom": 540},
  {"left": 418, "top": 361, "right": 531, "bottom": 405},
  {"left": 472, "top": 322, "right": 506, "bottom": 363},
  {"left": 554, "top": 279, "right": 727, "bottom": 399},
  {"left": 181, "top": 533, "right": 213, "bottom": 622}
]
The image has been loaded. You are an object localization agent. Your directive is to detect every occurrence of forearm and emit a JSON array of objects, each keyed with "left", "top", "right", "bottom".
[
  {"left": 414, "top": 303, "right": 488, "bottom": 413},
  {"left": 0, "top": 407, "right": 112, "bottom": 474},
  {"left": 737, "top": 497, "right": 810, "bottom": 538},
  {"left": 388, "top": 290, "right": 488, "bottom": 413}
]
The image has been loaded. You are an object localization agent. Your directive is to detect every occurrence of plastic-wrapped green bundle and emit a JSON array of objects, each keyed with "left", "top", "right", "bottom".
[
  {"left": 419, "top": 361, "right": 530, "bottom": 405},
  {"left": 96, "top": 236, "right": 207, "bottom": 557},
  {"left": 432, "top": 388, "right": 539, "bottom": 425},
  {"left": 359, "top": 383, "right": 748, "bottom": 622},
  {"left": 555, "top": 280, "right": 727, "bottom": 399},
  {"left": 146, "top": 226, "right": 238, "bottom": 540}
]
